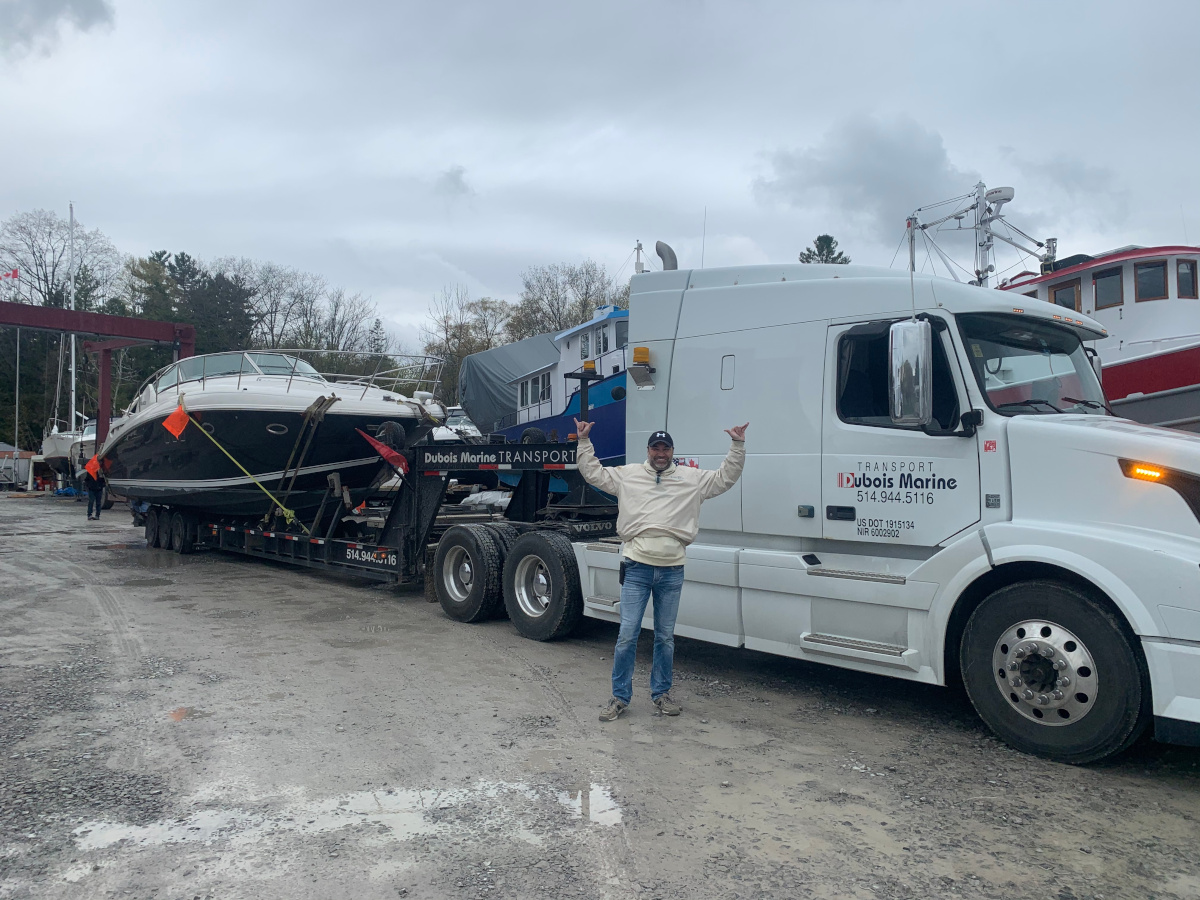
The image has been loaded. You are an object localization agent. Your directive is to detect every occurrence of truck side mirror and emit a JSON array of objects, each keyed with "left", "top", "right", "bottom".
[
  {"left": 1085, "top": 347, "right": 1104, "bottom": 387},
  {"left": 889, "top": 319, "right": 933, "bottom": 427}
]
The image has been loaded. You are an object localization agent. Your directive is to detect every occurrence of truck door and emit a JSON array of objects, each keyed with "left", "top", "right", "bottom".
[{"left": 822, "top": 318, "right": 981, "bottom": 547}]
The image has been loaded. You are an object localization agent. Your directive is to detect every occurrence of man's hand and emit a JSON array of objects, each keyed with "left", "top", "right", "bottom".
[
  {"left": 724, "top": 422, "right": 749, "bottom": 442},
  {"left": 574, "top": 418, "right": 594, "bottom": 439}
]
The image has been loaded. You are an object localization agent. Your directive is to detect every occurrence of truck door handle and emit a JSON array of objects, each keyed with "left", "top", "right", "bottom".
[{"left": 826, "top": 505, "right": 855, "bottom": 521}]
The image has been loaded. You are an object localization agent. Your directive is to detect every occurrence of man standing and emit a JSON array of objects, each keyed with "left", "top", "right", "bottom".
[
  {"left": 573, "top": 419, "right": 748, "bottom": 721},
  {"left": 82, "top": 459, "right": 106, "bottom": 521}
]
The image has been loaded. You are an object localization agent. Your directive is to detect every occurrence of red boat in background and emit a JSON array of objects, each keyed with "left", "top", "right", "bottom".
[{"left": 1001, "top": 246, "right": 1200, "bottom": 430}]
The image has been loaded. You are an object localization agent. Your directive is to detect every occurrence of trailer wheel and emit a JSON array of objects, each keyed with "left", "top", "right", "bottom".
[
  {"left": 960, "top": 580, "right": 1150, "bottom": 764},
  {"left": 502, "top": 531, "right": 582, "bottom": 641},
  {"left": 145, "top": 507, "right": 160, "bottom": 547},
  {"left": 101, "top": 488, "right": 114, "bottom": 510},
  {"left": 156, "top": 511, "right": 172, "bottom": 554},
  {"left": 434, "top": 524, "right": 502, "bottom": 622},
  {"left": 170, "top": 511, "right": 195, "bottom": 555},
  {"left": 520, "top": 427, "right": 546, "bottom": 444}
]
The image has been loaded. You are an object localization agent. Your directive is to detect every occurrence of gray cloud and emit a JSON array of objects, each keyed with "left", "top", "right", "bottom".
[
  {"left": 755, "top": 115, "right": 981, "bottom": 246},
  {"left": 1000, "top": 149, "right": 1130, "bottom": 236},
  {"left": 1, "top": 0, "right": 114, "bottom": 55},
  {"left": 433, "top": 165, "right": 473, "bottom": 200}
]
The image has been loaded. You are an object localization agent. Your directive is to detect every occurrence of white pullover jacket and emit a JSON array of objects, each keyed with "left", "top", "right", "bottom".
[{"left": 575, "top": 437, "right": 746, "bottom": 566}]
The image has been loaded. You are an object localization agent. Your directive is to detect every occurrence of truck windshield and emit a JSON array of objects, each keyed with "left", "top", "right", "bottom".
[{"left": 957, "top": 313, "right": 1108, "bottom": 416}]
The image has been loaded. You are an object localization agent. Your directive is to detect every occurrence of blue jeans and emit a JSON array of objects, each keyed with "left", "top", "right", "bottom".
[
  {"left": 611, "top": 560, "right": 685, "bottom": 704},
  {"left": 87, "top": 489, "right": 103, "bottom": 519}
]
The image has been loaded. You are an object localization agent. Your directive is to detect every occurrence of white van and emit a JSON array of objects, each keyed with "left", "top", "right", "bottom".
[{"left": 553, "top": 262, "right": 1200, "bottom": 763}]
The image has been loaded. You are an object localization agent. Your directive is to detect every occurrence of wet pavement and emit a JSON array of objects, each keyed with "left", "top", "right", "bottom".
[{"left": 2, "top": 496, "right": 1200, "bottom": 899}]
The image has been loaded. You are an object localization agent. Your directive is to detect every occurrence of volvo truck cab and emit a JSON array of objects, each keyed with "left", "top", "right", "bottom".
[{"left": 562, "top": 262, "right": 1200, "bottom": 763}]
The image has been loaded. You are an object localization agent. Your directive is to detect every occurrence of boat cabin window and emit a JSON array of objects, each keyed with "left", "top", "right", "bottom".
[
  {"left": 580, "top": 332, "right": 590, "bottom": 359},
  {"left": 1179, "top": 260, "right": 1198, "bottom": 299},
  {"left": 1093, "top": 267, "right": 1123, "bottom": 309},
  {"left": 155, "top": 366, "right": 179, "bottom": 393},
  {"left": 203, "top": 353, "right": 251, "bottom": 378},
  {"left": 598, "top": 326, "right": 609, "bottom": 354},
  {"left": 616, "top": 320, "right": 629, "bottom": 348},
  {"left": 519, "top": 380, "right": 528, "bottom": 407},
  {"left": 177, "top": 357, "right": 204, "bottom": 384},
  {"left": 836, "top": 322, "right": 959, "bottom": 431},
  {"left": 1050, "top": 279, "right": 1080, "bottom": 311},
  {"left": 247, "top": 353, "right": 321, "bottom": 377},
  {"left": 1135, "top": 261, "right": 1168, "bottom": 301}
]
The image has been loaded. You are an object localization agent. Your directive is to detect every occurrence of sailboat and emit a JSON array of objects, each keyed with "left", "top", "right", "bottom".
[{"left": 39, "top": 204, "right": 85, "bottom": 477}]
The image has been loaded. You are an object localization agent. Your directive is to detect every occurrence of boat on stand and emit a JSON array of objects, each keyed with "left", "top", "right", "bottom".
[
  {"left": 100, "top": 350, "right": 446, "bottom": 520},
  {"left": 907, "top": 182, "right": 1200, "bottom": 430}
]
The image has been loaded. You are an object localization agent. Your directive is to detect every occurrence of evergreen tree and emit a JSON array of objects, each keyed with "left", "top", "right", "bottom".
[{"left": 799, "top": 234, "right": 851, "bottom": 265}]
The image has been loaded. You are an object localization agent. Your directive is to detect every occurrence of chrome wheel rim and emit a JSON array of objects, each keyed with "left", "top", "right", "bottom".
[
  {"left": 992, "top": 619, "right": 1098, "bottom": 726},
  {"left": 442, "top": 546, "right": 474, "bottom": 603},
  {"left": 513, "top": 555, "right": 551, "bottom": 618}
]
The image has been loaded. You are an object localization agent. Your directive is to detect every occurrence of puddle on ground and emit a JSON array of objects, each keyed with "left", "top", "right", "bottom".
[
  {"left": 555, "top": 784, "right": 623, "bottom": 826},
  {"left": 73, "top": 780, "right": 622, "bottom": 852},
  {"left": 88, "top": 542, "right": 148, "bottom": 550}
]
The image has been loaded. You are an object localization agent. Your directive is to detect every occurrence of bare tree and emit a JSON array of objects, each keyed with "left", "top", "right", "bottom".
[
  {"left": 505, "top": 260, "right": 625, "bottom": 341},
  {"left": 0, "top": 209, "right": 123, "bottom": 307},
  {"left": 421, "top": 285, "right": 514, "bottom": 402}
]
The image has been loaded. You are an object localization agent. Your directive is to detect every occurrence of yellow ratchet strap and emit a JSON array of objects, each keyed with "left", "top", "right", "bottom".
[{"left": 183, "top": 407, "right": 309, "bottom": 534}]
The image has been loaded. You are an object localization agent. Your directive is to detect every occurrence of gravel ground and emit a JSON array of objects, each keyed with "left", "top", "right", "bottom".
[{"left": 2, "top": 496, "right": 1200, "bottom": 900}]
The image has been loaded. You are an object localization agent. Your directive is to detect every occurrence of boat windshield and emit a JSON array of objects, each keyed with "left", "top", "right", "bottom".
[
  {"left": 957, "top": 313, "right": 1108, "bottom": 416},
  {"left": 446, "top": 412, "right": 474, "bottom": 428},
  {"left": 247, "top": 353, "right": 322, "bottom": 379}
]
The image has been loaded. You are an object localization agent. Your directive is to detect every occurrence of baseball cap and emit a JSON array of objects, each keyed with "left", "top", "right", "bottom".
[{"left": 647, "top": 430, "right": 673, "bottom": 447}]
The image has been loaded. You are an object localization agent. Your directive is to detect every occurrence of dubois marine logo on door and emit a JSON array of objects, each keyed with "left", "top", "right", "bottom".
[{"left": 837, "top": 460, "right": 959, "bottom": 503}]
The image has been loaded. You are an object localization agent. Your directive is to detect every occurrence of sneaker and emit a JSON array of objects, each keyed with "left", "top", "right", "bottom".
[
  {"left": 653, "top": 693, "right": 682, "bottom": 716},
  {"left": 598, "top": 698, "right": 627, "bottom": 722}
]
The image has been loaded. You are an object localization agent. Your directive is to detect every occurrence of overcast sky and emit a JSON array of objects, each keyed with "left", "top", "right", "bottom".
[{"left": 3, "top": 0, "right": 1198, "bottom": 345}]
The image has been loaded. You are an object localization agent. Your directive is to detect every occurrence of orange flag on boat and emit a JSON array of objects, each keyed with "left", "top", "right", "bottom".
[
  {"left": 162, "top": 404, "right": 189, "bottom": 438},
  {"left": 84, "top": 454, "right": 100, "bottom": 480},
  {"left": 356, "top": 428, "right": 409, "bottom": 474}
]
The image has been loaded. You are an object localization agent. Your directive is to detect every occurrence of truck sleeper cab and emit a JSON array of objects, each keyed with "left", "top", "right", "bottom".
[{"left": 524, "top": 262, "right": 1200, "bottom": 764}]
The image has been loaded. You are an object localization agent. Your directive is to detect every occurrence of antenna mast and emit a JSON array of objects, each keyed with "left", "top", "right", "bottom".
[{"left": 634, "top": 240, "right": 645, "bottom": 275}]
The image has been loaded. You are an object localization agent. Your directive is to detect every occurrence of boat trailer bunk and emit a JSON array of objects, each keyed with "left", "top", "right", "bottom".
[{"left": 141, "top": 442, "right": 617, "bottom": 586}]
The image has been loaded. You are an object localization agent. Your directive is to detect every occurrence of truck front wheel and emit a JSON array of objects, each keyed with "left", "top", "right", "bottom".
[
  {"left": 503, "top": 531, "right": 582, "bottom": 641},
  {"left": 960, "top": 580, "right": 1150, "bottom": 764}
]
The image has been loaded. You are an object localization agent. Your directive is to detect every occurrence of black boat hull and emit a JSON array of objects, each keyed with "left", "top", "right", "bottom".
[{"left": 102, "top": 408, "right": 421, "bottom": 519}]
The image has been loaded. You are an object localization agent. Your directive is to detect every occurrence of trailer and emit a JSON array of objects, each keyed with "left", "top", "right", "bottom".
[{"left": 140, "top": 441, "right": 618, "bottom": 626}]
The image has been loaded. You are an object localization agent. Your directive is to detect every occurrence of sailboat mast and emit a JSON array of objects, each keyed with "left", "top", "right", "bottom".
[{"left": 68, "top": 203, "right": 76, "bottom": 430}]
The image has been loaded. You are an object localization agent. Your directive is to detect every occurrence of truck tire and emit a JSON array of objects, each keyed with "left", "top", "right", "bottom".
[
  {"left": 960, "top": 580, "right": 1150, "bottom": 764},
  {"left": 502, "top": 531, "right": 583, "bottom": 641},
  {"left": 520, "top": 427, "right": 546, "bottom": 444},
  {"left": 434, "top": 524, "right": 502, "bottom": 623},
  {"left": 145, "top": 507, "right": 160, "bottom": 548},
  {"left": 156, "top": 509, "right": 173, "bottom": 550},
  {"left": 483, "top": 523, "right": 521, "bottom": 620},
  {"left": 170, "top": 511, "right": 194, "bottom": 555}
]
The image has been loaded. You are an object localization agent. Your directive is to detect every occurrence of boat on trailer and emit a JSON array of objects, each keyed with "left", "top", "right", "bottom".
[{"left": 100, "top": 350, "right": 446, "bottom": 518}]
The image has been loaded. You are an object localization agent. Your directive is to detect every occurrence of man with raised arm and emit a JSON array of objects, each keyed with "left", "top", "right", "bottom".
[{"left": 573, "top": 418, "right": 748, "bottom": 721}]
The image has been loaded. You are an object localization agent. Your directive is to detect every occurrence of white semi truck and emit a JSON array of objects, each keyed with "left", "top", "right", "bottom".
[{"left": 438, "top": 259, "right": 1200, "bottom": 765}]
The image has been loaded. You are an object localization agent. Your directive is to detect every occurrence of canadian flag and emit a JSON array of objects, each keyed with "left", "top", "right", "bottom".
[{"left": 0, "top": 268, "right": 17, "bottom": 280}]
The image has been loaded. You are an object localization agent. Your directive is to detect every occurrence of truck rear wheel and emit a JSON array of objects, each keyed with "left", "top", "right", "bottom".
[
  {"left": 144, "top": 507, "right": 160, "bottom": 547},
  {"left": 434, "top": 524, "right": 502, "bottom": 622},
  {"left": 960, "top": 580, "right": 1150, "bottom": 764},
  {"left": 483, "top": 523, "right": 521, "bottom": 620},
  {"left": 502, "top": 531, "right": 582, "bottom": 641}
]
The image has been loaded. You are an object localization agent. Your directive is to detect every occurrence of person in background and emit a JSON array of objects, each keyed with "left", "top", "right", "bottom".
[
  {"left": 83, "top": 464, "right": 106, "bottom": 521},
  {"left": 574, "top": 418, "right": 748, "bottom": 721}
]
